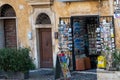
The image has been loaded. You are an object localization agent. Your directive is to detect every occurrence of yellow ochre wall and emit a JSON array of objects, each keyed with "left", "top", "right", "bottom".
[
  {"left": 0, "top": 0, "right": 32, "bottom": 48},
  {"left": 52, "top": 0, "right": 120, "bottom": 48},
  {"left": 1, "top": 0, "right": 120, "bottom": 68},
  {"left": 0, "top": 0, "right": 115, "bottom": 48},
  {"left": 52, "top": 0, "right": 112, "bottom": 23}
]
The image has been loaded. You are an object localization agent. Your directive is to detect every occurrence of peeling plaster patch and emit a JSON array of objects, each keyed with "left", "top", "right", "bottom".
[{"left": 19, "top": 4, "right": 24, "bottom": 10}]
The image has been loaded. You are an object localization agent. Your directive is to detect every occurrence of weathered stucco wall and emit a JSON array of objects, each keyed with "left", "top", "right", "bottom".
[
  {"left": 114, "top": 19, "right": 120, "bottom": 48},
  {"left": 52, "top": 0, "right": 120, "bottom": 49},
  {"left": 52, "top": 0, "right": 111, "bottom": 54},
  {"left": 0, "top": 0, "right": 115, "bottom": 50},
  {"left": 1, "top": 0, "right": 120, "bottom": 68},
  {"left": 0, "top": 0, "right": 32, "bottom": 48},
  {"left": 53, "top": 1, "right": 111, "bottom": 25}
]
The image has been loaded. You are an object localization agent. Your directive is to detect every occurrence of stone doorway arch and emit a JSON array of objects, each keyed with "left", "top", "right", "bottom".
[
  {"left": 0, "top": 4, "right": 17, "bottom": 48},
  {"left": 36, "top": 13, "right": 51, "bottom": 24},
  {"left": 36, "top": 13, "right": 53, "bottom": 68}
]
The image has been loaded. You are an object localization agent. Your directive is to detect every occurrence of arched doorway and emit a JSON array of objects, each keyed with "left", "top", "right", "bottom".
[
  {"left": 36, "top": 13, "right": 53, "bottom": 68},
  {"left": 0, "top": 4, "right": 17, "bottom": 48}
]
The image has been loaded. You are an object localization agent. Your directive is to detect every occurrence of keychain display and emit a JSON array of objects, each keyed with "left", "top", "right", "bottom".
[
  {"left": 98, "top": 19, "right": 115, "bottom": 54},
  {"left": 58, "top": 21, "right": 72, "bottom": 51},
  {"left": 87, "top": 18, "right": 98, "bottom": 55},
  {"left": 58, "top": 20, "right": 73, "bottom": 70}
]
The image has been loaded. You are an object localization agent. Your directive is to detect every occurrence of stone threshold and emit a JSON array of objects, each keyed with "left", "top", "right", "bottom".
[
  {"left": 96, "top": 69, "right": 116, "bottom": 73},
  {"left": 71, "top": 69, "right": 118, "bottom": 74}
]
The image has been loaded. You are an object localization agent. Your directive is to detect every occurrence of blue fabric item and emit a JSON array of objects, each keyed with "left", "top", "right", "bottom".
[
  {"left": 73, "top": 22, "right": 80, "bottom": 31},
  {"left": 73, "top": 22, "right": 80, "bottom": 27},
  {"left": 74, "top": 38, "right": 84, "bottom": 42},
  {"left": 73, "top": 21, "right": 87, "bottom": 54}
]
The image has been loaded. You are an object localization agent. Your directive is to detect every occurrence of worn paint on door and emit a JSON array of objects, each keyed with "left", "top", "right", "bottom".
[
  {"left": 0, "top": 20, "right": 5, "bottom": 48},
  {"left": 4, "top": 19, "right": 17, "bottom": 48},
  {"left": 39, "top": 28, "right": 53, "bottom": 68}
]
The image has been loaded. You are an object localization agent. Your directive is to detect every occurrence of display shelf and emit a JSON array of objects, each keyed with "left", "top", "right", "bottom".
[{"left": 58, "top": 17, "right": 73, "bottom": 70}]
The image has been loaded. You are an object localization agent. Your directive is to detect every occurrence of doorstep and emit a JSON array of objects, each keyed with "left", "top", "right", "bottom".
[
  {"left": 96, "top": 69, "right": 115, "bottom": 73},
  {"left": 71, "top": 69, "right": 116, "bottom": 74},
  {"left": 96, "top": 69, "right": 116, "bottom": 80}
]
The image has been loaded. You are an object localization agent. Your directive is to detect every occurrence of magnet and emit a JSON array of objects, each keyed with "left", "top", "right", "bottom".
[{"left": 112, "top": 38, "right": 114, "bottom": 42}]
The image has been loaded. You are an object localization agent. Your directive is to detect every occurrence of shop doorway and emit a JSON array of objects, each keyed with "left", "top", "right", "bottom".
[
  {"left": 0, "top": 4, "right": 17, "bottom": 48},
  {"left": 59, "top": 16, "right": 115, "bottom": 71},
  {"left": 71, "top": 16, "right": 99, "bottom": 70},
  {"left": 36, "top": 13, "right": 53, "bottom": 68}
]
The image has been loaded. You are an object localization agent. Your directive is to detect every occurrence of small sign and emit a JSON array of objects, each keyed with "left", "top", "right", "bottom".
[
  {"left": 55, "top": 53, "right": 71, "bottom": 80},
  {"left": 114, "top": 9, "right": 120, "bottom": 18}
]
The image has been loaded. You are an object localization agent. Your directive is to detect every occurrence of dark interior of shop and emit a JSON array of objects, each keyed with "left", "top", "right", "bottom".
[{"left": 71, "top": 16, "right": 99, "bottom": 70}]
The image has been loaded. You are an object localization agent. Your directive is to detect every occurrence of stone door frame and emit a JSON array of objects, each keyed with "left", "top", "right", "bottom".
[
  {"left": 0, "top": 4, "right": 18, "bottom": 48},
  {"left": 31, "top": 8, "right": 55, "bottom": 68}
]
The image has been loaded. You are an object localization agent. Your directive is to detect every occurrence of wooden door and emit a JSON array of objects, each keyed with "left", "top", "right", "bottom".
[
  {"left": 4, "top": 19, "right": 17, "bottom": 48},
  {"left": 39, "top": 28, "right": 53, "bottom": 68},
  {"left": 0, "top": 20, "right": 5, "bottom": 48}
]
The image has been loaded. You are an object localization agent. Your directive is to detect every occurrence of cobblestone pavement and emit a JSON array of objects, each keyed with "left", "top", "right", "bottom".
[
  {"left": 0, "top": 69, "right": 118, "bottom": 80},
  {"left": 28, "top": 69, "right": 120, "bottom": 80},
  {"left": 29, "top": 69, "right": 54, "bottom": 80},
  {"left": 28, "top": 69, "right": 97, "bottom": 80}
]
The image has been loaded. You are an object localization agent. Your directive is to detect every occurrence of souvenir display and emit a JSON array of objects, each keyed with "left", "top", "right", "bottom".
[
  {"left": 99, "top": 19, "right": 115, "bottom": 54},
  {"left": 58, "top": 20, "right": 73, "bottom": 70},
  {"left": 87, "top": 19, "right": 98, "bottom": 55},
  {"left": 73, "top": 19, "right": 87, "bottom": 56},
  {"left": 58, "top": 16, "right": 115, "bottom": 70},
  {"left": 58, "top": 21, "right": 72, "bottom": 51}
]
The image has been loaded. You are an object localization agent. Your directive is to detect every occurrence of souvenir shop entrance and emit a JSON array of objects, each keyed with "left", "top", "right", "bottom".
[{"left": 58, "top": 15, "right": 115, "bottom": 71}]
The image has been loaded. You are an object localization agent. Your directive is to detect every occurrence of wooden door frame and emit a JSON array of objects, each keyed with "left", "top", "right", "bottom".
[
  {"left": 0, "top": 17, "right": 18, "bottom": 48},
  {"left": 39, "top": 28, "right": 53, "bottom": 68},
  {"left": 36, "top": 26, "right": 53, "bottom": 68}
]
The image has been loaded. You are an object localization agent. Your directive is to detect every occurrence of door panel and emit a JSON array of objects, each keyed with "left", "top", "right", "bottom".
[
  {"left": 0, "top": 20, "right": 5, "bottom": 48},
  {"left": 4, "top": 19, "right": 17, "bottom": 48},
  {"left": 39, "top": 28, "right": 53, "bottom": 68}
]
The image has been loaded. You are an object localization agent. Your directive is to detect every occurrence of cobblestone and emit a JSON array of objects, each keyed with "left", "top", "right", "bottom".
[{"left": 28, "top": 69, "right": 119, "bottom": 80}]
